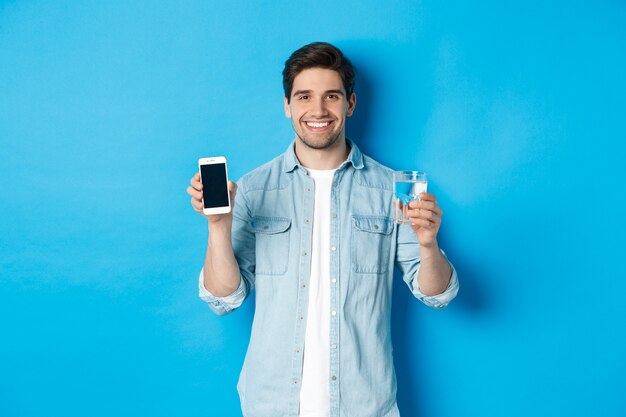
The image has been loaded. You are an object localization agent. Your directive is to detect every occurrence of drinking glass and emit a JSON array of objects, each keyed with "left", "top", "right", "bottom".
[{"left": 393, "top": 171, "right": 427, "bottom": 225}]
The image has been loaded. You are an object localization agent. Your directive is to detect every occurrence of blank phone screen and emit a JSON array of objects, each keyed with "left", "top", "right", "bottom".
[{"left": 200, "top": 163, "right": 229, "bottom": 209}]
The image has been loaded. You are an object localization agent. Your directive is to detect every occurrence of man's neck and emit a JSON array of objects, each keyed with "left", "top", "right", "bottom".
[{"left": 294, "top": 137, "right": 349, "bottom": 170}]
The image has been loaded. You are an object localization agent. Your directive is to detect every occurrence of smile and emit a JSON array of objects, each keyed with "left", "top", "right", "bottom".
[{"left": 306, "top": 121, "right": 330, "bottom": 128}]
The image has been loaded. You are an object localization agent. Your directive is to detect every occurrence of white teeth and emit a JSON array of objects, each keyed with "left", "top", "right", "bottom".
[{"left": 306, "top": 121, "right": 329, "bottom": 128}]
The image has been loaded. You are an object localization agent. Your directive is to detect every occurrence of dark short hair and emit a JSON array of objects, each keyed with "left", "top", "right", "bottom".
[{"left": 282, "top": 42, "right": 355, "bottom": 103}]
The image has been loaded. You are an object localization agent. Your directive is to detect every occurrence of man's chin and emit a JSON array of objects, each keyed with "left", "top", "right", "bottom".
[{"left": 296, "top": 133, "right": 342, "bottom": 150}]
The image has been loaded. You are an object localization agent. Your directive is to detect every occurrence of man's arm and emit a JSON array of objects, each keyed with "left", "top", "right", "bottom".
[
  {"left": 395, "top": 191, "right": 458, "bottom": 309},
  {"left": 187, "top": 173, "right": 241, "bottom": 296},
  {"left": 407, "top": 192, "right": 452, "bottom": 296},
  {"left": 416, "top": 243, "right": 452, "bottom": 296},
  {"left": 203, "top": 220, "right": 241, "bottom": 297}
]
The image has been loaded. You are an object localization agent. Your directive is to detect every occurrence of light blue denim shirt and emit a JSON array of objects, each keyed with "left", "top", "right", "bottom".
[{"left": 199, "top": 140, "right": 459, "bottom": 417}]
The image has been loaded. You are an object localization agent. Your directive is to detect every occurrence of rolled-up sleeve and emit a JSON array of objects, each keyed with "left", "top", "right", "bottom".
[
  {"left": 410, "top": 258, "right": 459, "bottom": 309},
  {"left": 395, "top": 223, "right": 459, "bottom": 309},
  {"left": 198, "top": 268, "right": 247, "bottom": 316}
]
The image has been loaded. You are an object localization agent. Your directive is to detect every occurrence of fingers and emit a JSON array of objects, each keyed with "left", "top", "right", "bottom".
[
  {"left": 407, "top": 194, "right": 443, "bottom": 227},
  {"left": 190, "top": 196, "right": 203, "bottom": 213},
  {"left": 408, "top": 193, "right": 437, "bottom": 208},
  {"left": 409, "top": 200, "right": 441, "bottom": 214},
  {"left": 188, "top": 173, "right": 204, "bottom": 213},
  {"left": 409, "top": 217, "right": 435, "bottom": 229},
  {"left": 190, "top": 173, "right": 202, "bottom": 190},
  {"left": 408, "top": 198, "right": 443, "bottom": 217},
  {"left": 408, "top": 210, "right": 439, "bottom": 229},
  {"left": 187, "top": 185, "right": 203, "bottom": 201},
  {"left": 417, "top": 192, "right": 436, "bottom": 202}
]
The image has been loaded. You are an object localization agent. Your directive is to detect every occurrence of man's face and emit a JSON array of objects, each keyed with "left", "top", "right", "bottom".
[{"left": 284, "top": 68, "right": 356, "bottom": 150}]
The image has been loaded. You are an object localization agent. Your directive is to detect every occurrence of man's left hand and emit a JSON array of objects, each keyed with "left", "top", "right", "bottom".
[{"left": 407, "top": 192, "right": 443, "bottom": 248}]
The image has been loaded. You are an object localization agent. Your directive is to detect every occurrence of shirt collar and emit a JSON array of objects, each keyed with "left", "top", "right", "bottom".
[{"left": 282, "top": 138, "right": 364, "bottom": 173}]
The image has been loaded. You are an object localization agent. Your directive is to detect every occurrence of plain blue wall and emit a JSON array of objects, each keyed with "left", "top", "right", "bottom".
[{"left": 1, "top": 1, "right": 625, "bottom": 416}]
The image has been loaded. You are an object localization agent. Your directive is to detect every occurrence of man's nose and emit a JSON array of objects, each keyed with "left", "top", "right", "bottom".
[{"left": 310, "top": 98, "right": 328, "bottom": 117}]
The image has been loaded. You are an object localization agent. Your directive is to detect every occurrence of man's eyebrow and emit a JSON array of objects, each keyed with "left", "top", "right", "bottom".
[
  {"left": 292, "top": 89, "right": 345, "bottom": 97},
  {"left": 292, "top": 89, "right": 312, "bottom": 96}
]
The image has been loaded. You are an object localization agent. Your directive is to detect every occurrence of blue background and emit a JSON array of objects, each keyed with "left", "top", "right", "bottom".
[{"left": 1, "top": 1, "right": 625, "bottom": 416}]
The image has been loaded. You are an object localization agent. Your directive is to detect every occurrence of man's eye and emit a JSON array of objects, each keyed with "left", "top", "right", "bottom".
[
  {"left": 327, "top": 94, "right": 339, "bottom": 100},
  {"left": 298, "top": 95, "right": 309, "bottom": 100}
]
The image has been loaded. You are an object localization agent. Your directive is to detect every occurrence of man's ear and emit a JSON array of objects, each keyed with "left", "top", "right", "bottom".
[
  {"left": 284, "top": 96, "right": 292, "bottom": 118},
  {"left": 346, "top": 93, "right": 357, "bottom": 117}
]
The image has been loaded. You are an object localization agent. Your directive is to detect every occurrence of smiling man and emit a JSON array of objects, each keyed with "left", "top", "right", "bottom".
[
  {"left": 187, "top": 42, "right": 459, "bottom": 417},
  {"left": 285, "top": 66, "right": 355, "bottom": 153}
]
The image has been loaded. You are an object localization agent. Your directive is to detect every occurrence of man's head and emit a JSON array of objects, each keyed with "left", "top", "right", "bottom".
[
  {"left": 283, "top": 42, "right": 357, "bottom": 151},
  {"left": 282, "top": 42, "right": 355, "bottom": 104}
]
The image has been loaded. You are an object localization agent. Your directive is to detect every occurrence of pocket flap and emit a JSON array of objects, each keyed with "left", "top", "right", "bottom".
[
  {"left": 253, "top": 216, "right": 292, "bottom": 234},
  {"left": 352, "top": 215, "right": 394, "bottom": 235}
]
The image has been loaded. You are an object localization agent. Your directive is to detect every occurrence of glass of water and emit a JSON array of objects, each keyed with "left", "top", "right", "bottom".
[{"left": 393, "top": 171, "right": 427, "bottom": 225}]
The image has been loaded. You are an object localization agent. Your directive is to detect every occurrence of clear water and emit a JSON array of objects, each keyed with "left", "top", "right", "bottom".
[
  {"left": 394, "top": 180, "right": 427, "bottom": 204},
  {"left": 394, "top": 180, "right": 427, "bottom": 224}
]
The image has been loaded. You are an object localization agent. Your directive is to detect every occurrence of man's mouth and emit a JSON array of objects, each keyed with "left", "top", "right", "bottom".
[{"left": 304, "top": 120, "right": 333, "bottom": 131}]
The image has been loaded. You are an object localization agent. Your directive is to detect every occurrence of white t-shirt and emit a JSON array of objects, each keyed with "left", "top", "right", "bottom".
[{"left": 299, "top": 168, "right": 335, "bottom": 417}]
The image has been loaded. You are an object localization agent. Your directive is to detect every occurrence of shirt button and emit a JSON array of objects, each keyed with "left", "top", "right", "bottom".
[
  {"left": 331, "top": 376, "right": 337, "bottom": 381},
  {"left": 331, "top": 213, "right": 337, "bottom": 219},
  {"left": 301, "top": 283, "right": 306, "bottom": 288},
  {"left": 331, "top": 311, "right": 336, "bottom": 316},
  {"left": 300, "top": 316, "right": 304, "bottom": 320},
  {"left": 304, "top": 219, "right": 310, "bottom": 224},
  {"left": 293, "top": 379, "right": 299, "bottom": 384},
  {"left": 331, "top": 246, "right": 336, "bottom": 251},
  {"left": 303, "top": 251, "right": 307, "bottom": 256},
  {"left": 331, "top": 278, "right": 337, "bottom": 283},
  {"left": 331, "top": 344, "right": 337, "bottom": 349}
]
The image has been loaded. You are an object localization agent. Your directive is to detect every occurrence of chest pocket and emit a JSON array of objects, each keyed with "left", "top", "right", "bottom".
[
  {"left": 252, "top": 216, "right": 291, "bottom": 275},
  {"left": 351, "top": 215, "right": 394, "bottom": 274}
]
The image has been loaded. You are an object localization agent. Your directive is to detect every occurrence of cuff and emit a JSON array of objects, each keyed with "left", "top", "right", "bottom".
[
  {"left": 412, "top": 250, "right": 459, "bottom": 309},
  {"left": 198, "top": 268, "right": 247, "bottom": 315}
]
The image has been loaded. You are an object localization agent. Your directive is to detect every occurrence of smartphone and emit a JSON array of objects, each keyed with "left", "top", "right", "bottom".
[{"left": 198, "top": 156, "right": 231, "bottom": 215}]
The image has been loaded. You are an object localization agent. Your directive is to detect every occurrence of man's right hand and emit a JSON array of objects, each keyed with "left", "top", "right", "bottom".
[{"left": 187, "top": 172, "right": 238, "bottom": 225}]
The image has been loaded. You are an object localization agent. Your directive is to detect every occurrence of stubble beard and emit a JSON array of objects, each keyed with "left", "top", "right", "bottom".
[{"left": 294, "top": 122, "right": 344, "bottom": 151}]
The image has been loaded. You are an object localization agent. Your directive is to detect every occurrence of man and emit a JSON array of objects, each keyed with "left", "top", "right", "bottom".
[{"left": 187, "top": 42, "right": 459, "bottom": 417}]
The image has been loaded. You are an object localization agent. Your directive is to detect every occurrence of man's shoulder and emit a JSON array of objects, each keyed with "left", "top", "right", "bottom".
[
  {"left": 361, "top": 153, "right": 394, "bottom": 174},
  {"left": 237, "top": 152, "right": 290, "bottom": 193},
  {"left": 358, "top": 153, "right": 394, "bottom": 191}
]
